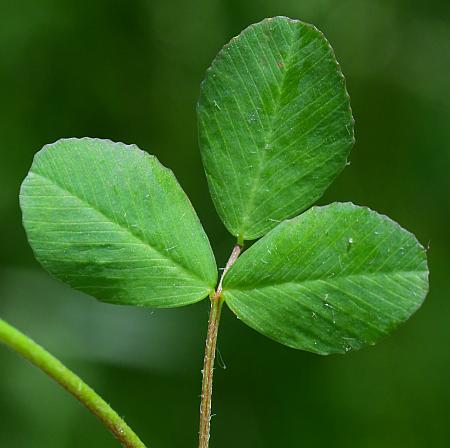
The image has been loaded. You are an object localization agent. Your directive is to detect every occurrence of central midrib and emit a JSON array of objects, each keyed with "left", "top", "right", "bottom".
[
  {"left": 31, "top": 171, "right": 207, "bottom": 285},
  {"left": 239, "top": 24, "right": 299, "bottom": 238},
  {"left": 223, "top": 269, "right": 427, "bottom": 292}
]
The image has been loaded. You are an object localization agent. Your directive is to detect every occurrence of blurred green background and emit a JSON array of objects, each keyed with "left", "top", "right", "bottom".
[{"left": 0, "top": 0, "right": 449, "bottom": 447}]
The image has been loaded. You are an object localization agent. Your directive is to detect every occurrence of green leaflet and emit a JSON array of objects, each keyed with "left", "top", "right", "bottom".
[
  {"left": 198, "top": 16, "right": 354, "bottom": 242},
  {"left": 222, "top": 203, "right": 429, "bottom": 355},
  {"left": 20, "top": 138, "right": 217, "bottom": 307}
]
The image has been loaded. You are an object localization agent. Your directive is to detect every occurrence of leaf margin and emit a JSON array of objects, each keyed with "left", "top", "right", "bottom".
[
  {"left": 221, "top": 202, "right": 429, "bottom": 355},
  {"left": 20, "top": 137, "right": 218, "bottom": 308}
]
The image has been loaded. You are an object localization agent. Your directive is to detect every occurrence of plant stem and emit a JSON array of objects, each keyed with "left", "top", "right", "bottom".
[
  {"left": 0, "top": 317, "right": 147, "bottom": 448},
  {"left": 199, "top": 244, "right": 242, "bottom": 448}
]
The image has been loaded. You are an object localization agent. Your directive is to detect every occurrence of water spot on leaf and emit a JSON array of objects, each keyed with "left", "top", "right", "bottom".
[
  {"left": 247, "top": 111, "right": 258, "bottom": 123},
  {"left": 347, "top": 237, "right": 354, "bottom": 252},
  {"left": 323, "top": 297, "right": 336, "bottom": 324}
]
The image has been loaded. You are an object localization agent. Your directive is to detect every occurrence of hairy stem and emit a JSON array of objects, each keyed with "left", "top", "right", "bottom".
[
  {"left": 199, "top": 244, "right": 242, "bottom": 448},
  {"left": 0, "top": 317, "right": 147, "bottom": 448}
]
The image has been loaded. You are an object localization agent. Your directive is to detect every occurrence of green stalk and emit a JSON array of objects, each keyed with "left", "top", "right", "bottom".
[
  {"left": 0, "top": 317, "right": 147, "bottom": 448},
  {"left": 198, "top": 244, "right": 242, "bottom": 448}
]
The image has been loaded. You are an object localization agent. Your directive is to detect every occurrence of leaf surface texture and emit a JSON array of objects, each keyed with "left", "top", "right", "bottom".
[
  {"left": 20, "top": 138, "right": 217, "bottom": 307},
  {"left": 222, "top": 203, "right": 428, "bottom": 354},
  {"left": 198, "top": 17, "right": 354, "bottom": 240}
]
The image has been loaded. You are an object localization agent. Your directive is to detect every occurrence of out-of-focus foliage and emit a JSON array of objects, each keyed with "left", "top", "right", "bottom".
[{"left": 0, "top": 0, "right": 449, "bottom": 447}]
